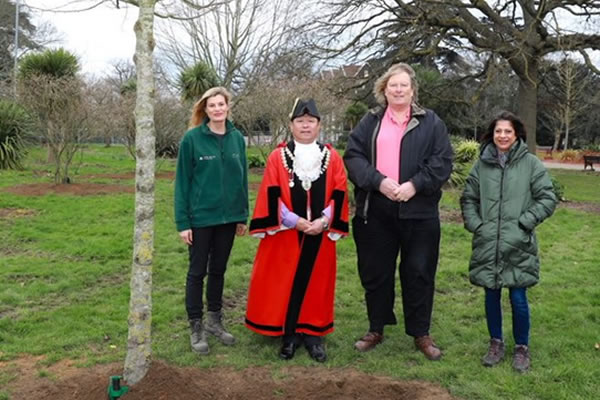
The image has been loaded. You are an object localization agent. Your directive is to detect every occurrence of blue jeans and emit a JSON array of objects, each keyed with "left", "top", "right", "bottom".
[{"left": 484, "top": 287, "right": 530, "bottom": 346}]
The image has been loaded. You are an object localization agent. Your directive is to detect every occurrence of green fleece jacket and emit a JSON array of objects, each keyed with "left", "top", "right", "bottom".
[
  {"left": 174, "top": 120, "right": 248, "bottom": 231},
  {"left": 460, "top": 139, "right": 557, "bottom": 289}
]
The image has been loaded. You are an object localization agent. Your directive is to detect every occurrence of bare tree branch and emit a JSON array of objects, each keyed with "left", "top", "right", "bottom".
[{"left": 301, "top": 0, "right": 600, "bottom": 150}]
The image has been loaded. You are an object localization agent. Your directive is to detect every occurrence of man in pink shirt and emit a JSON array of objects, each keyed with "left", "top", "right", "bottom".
[{"left": 344, "top": 63, "right": 453, "bottom": 360}]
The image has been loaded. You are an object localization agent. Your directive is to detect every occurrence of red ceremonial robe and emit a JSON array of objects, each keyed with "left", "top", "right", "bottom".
[{"left": 245, "top": 141, "right": 349, "bottom": 337}]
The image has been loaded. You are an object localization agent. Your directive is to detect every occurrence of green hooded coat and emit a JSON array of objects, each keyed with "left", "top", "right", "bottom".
[
  {"left": 460, "top": 139, "right": 557, "bottom": 289},
  {"left": 174, "top": 119, "right": 248, "bottom": 232}
]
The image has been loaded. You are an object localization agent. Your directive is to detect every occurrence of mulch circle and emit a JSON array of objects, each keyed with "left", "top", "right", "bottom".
[
  {"left": 2, "top": 356, "right": 458, "bottom": 400},
  {"left": 3, "top": 183, "right": 134, "bottom": 196},
  {"left": 3, "top": 171, "right": 176, "bottom": 197}
]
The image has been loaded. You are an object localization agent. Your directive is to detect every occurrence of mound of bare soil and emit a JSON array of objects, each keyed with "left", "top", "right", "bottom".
[{"left": 2, "top": 356, "right": 458, "bottom": 400}]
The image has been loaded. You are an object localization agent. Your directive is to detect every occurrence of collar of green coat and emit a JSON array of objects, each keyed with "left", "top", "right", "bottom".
[
  {"left": 198, "top": 118, "right": 236, "bottom": 135},
  {"left": 480, "top": 138, "right": 529, "bottom": 165}
]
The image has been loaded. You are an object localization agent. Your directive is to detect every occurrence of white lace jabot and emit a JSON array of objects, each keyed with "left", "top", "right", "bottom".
[{"left": 293, "top": 141, "right": 323, "bottom": 185}]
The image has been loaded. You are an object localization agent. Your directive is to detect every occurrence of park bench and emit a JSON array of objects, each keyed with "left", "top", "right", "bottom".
[{"left": 583, "top": 155, "right": 600, "bottom": 171}]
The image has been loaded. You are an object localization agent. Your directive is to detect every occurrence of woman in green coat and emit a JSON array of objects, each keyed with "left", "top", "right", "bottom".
[
  {"left": 174, "top": 87, "right": 249, "bottom": 355},
  {"left": 460, "top": 111, "right": 557, "bottom": 372}
]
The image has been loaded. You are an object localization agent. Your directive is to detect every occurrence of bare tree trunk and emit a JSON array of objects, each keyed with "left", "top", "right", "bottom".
[
  {"left": 564, "top": 118, "right": 570, "bottom": 151},
  {"left": 47, "top": 143, "right": 55, "bottom": 163},
  {"left": 552, "top": 130, "right": 561, "bottom": 151},
  {"left": 516, "top": 69, "right": 538, "bottom": 154},
  {"left": 124, "top": 0, "right": 156, "bottom": 385}
]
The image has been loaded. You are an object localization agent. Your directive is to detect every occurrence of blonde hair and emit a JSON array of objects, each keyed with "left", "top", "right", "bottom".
[
  {"left": 188, "top": 86, "right": 232, "bottom": 129},
  {"left": 373, "top": 63, "right": 418, "bottom": 106}
]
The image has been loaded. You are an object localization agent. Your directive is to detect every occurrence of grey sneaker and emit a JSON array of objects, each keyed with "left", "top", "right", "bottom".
[
  {"left": 512, "top": 345, "right": 530, "bottom": 373},
  {"left": 189, "top": 319, "right": 209, "bottom": 355},
  {"left": 205, "top": 310, "right": 235, "bottom": 345},
  {"left": 482, "top": 338, "right": 505, "bottom": 367}
]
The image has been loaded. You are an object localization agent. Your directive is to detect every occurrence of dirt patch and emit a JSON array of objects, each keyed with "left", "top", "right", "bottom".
[
  {"left": 559, "top": 201, "right": 600, "bottom": 214},
  {"left": 0, "top": 208, "right": 39, "bottom": 219},
  {"left": 3, "top": 183, "right": 134, "bottom": 196},
  {"left": 1, "top": 356, "right": 458, "bottom": 400},
  {"left": 440, "top": 207, "right": 463, "bottom": 224},
  {"left": 250, "top": 167, "right": 265, "bottom": 175}
]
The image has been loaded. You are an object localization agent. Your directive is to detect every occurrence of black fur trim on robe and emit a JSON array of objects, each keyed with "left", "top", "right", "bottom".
[
  {"left": 330, "top": 189, "right": 349, "bottom": 233},
  {"left": 249, "top": 186, "right": 281, "bottom": 231}
]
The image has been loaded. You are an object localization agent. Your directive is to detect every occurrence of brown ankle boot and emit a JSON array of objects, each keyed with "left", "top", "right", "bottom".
[
  {"left": 512, "top": 345, "right": 530, "bottom": 373},
  {"left": 354, "top": 332, "right": 384, "bottom": 352},
  {"left": 414, "top": 335, "right": 442, "bottom": 361},
  {"left": 482, "top": 338, "right": 505, "bottom": 367}
]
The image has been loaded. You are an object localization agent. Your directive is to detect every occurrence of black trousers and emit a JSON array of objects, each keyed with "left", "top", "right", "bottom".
[
  {"left": 352, "top": 194, "right": 440, "bottom": 337},
  {"left": 185, "top": 223, "right": 237, "bottom": 320}
]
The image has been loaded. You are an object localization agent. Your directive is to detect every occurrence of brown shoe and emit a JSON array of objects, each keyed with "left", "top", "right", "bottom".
[
  {"left": 414, "top": 335, "right": 442, "bottom": 361},
  {"left": 354, "top": 332, "right": 384, "bottom": 352},
  {"left": 512, "top": 345, "right": 530, "bottom": 373}
]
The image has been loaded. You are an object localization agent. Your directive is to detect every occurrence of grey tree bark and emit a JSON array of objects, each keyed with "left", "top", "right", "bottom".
[{"left": 123, "top": 0, "right": 156, "bottom": 385}]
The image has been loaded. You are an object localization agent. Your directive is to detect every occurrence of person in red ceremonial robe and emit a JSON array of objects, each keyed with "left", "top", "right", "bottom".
[{"left": 245, "top": 98, "right": 349, "bottom": 362}]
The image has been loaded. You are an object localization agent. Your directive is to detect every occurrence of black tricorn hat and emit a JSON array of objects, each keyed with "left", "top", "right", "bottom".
[{"left": 289, "top": 98, "right": 321, "bottom": 121}]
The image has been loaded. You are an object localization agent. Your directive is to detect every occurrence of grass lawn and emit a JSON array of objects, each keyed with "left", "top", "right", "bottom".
[{"left": 1, "top": 145, "right": 599, "bottom": 399}]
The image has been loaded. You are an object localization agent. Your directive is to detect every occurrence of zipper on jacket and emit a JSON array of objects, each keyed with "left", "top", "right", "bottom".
[
  {"left": 494, "top": 164, "right": 505, "bottom": 287},
  {"left": 220, "top": 134, "right": 226, "bottom": 225},
  {"left": 397, "top": 117, "right": 419, "bottom": 184},
  {"left": 362, "top": 119, "right": 382, "bottom": 224}
]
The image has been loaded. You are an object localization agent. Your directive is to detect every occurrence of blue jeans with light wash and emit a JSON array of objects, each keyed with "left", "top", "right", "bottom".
[{"left": 484, "top": 287, "right": 530, "bottom": 346}]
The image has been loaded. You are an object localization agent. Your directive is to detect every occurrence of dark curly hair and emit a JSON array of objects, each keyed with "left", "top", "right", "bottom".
[{"left": 480, "top": 111, "right": 527, "bottom": 144}]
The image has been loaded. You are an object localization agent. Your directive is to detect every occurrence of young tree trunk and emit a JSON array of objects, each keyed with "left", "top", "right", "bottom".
[
  {"left": 564, "top": 110, "right": 571, "bottom": 151},
  {"left": 123, "top": 0, "right": 156, "bottom": 385}
]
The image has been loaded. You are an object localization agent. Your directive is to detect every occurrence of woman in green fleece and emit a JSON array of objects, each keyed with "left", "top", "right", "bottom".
[
  {"left": 174, "top": 86, "right": 248, "bottom": 355},
  {"left": 461, "top": 111, "right": 557, "bottom": 373}
]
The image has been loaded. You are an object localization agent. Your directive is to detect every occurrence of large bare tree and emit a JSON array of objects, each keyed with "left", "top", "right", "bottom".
[
  {"left": 234, "top": 74, "right": 348, "bottom": 151},
  {"left": 305, "top": 0, "right": 600, "bottom": 152},
  {"left": 157, "top": 0, "right": 296, "bottom": 90},
  {"left": 539, "top": 58, "right": 593, "bottom": 150}
]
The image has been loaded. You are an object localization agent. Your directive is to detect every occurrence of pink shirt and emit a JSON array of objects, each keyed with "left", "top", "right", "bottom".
[{"left": 376, "top": 106, "right": 411, "bottom": 182}]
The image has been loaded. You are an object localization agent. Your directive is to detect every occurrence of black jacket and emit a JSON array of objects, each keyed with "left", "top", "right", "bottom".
[{"left": 343, "top": 104, "right": 453, "bottom": 220}]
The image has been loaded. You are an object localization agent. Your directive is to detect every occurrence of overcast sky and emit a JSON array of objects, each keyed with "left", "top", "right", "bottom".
[{"left": 23, "top": 0, "right": 138, "bottom": 76}]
